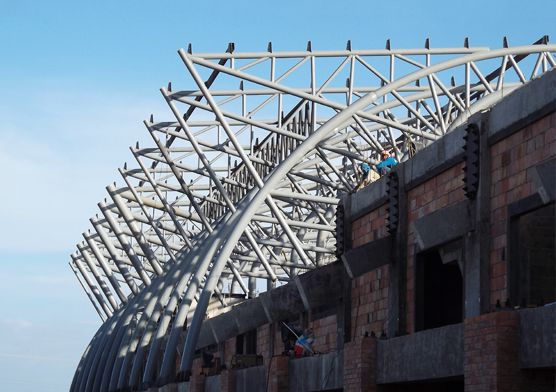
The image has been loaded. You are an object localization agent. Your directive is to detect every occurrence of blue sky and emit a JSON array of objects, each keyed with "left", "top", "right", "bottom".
[{"left": 0, "top": 0, "right": 554, "bottom": 391}]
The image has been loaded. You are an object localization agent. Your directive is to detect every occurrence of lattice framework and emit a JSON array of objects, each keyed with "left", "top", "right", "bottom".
[{"left": 70, "top": 38, "right": 555, "bottom": 391}]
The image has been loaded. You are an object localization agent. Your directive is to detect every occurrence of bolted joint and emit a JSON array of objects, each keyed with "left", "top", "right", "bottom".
[
  {"left": 335, "top": 203, "right": 345, "bottom": 259},
  {"left": 462, "top": 123, "right": 480, "bottom": 199},
  {"left": 386, "top": 171, "right": 399, "bottom": 234}
]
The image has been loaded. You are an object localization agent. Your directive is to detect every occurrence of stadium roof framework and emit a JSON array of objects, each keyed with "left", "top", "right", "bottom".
[{"left": 70, "top": 37, "right": 555, "bottom": 391}]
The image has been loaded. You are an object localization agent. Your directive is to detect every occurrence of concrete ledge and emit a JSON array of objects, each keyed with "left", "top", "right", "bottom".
[
  {"left": 299, "top": 263, "right": 343, "bottom": 309},
  {"left": 413, "top": 201, "right": 471, "bottom": 252},
  {"left": 529, "top": 157, "right": 556, "bottom": 203},
  {"left": 344, "top": 235, "right": 392, "bottom": 277},
  {"left": 288, "top": 351, "right": 343, "bottom": 392},
  {"left": 210, "top": 311, "right": 240, "bottom": 344},
  {"left": 520, "top": 305, "right": 556, "bottom": 368},
  {"left": 376, "top": 323, "right": 463, "bottom": 384},
  {"left": 235, "top": 365, "right": 266, "bottom": 392},
  {"left": 403, "top": 124, "right": 467, "bottom": 191},
  {"left": 197, "top": 264, "right": 344, "bottom": 349},
  {"left": 158, "top": 385, "right": 176, "bottom": 392},
  {"left": 143, "top": 382, "right": 189, "bottom": 392},
  {"left": 260, "top": 281, "right": 306, "bottom": 321},
  {"left": 204, "top": 375, "right": 220, "bottom": 392},
  {"left": 177, "top": 382, "right": 190, "bottom": 392},
  {"left": 489, "top": 68, "right": 556, "bottom": 143}
]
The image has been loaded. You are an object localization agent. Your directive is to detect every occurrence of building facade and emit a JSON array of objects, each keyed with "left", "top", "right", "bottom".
[{"left": 143, "top": 69, "right": 555, "bottom": 392}]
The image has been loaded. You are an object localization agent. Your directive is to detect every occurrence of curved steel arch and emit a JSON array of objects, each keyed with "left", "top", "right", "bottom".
[{"left": 70, "top": 40, "right": 555, "bottom": 391}]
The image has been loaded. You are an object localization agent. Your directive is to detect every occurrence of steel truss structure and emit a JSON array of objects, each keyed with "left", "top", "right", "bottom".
[{"left": 71, "top": 38, "right": 555, "bottom": 391}]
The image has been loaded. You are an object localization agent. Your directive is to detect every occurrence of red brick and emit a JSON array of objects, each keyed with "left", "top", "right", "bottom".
[
  {"left": 464, "top": 311, "right": 521, "bottom": 391},
  {"left": 190, "top": 358, "right": 206, "bottom": 392},
  {"left": 343, "top": 337, "right": 378, "bottom": 391}
]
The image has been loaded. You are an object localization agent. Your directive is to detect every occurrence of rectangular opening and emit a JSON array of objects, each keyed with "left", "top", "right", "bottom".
[
  {"left": 415, "top": 240, "right": 464, "bottom": 331},
  {"left": 236, "top": 329, "right": 257, "bottom": 355},
  {"left": 231, "top": 329, "right": 263, "bottom": 369},
  {"left": 510, "top": 203, "right": 556, "bottom": 306},
  {"left": 235, "top": 333, "right": 244, "bottom": 355},
  {"left": 245, "top": 329, "right": 257, "bottom": 354}
]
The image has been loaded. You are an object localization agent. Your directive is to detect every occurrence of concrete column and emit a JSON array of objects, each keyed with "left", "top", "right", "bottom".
[
  {"left": 343, "top": 336, "right": 377, "bottom": 392},
  {"left": 464, "top": 311, "right": 521, "bottom": 392}
]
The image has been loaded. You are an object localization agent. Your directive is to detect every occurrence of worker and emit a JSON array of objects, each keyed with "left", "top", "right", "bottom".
[
  {"left": 376, "top": 150, "right": 397, "bottom": 175},
  {"left": 356, "top": 161, "right": 379, "bottom": 190}
]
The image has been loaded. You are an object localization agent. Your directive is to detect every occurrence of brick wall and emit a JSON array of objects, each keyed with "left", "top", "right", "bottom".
[
  {"left": 273, "top": 322, "right": 285, "bottom": 358},
  {"left": 407, "top": 162, "right": 467, "bottom": 222},
  {"left": 309, "top": 314, "right": 337, "bottom": 353},
  {"left": 489, "top": 112, "right": 555, "bottom": 306},
  {"left": 219, "top": 369, "right": 235, "bottom": 392},
  {"left": 187, "top": 108, "right": 555, "bottom": 391},
  {"left": 343, "top": 337, "right": 377, "bottom": 392},
  {"left": 406, "top": 162, "right": 466, "bottom": 332},
  {"left": 351, "top": 265, "right": 389, "bottom": 340},
  {"left": 267, "top": 356, "right": 289, "bottom": 392},
  {"left": 351, "top": 203, "right": 389, "bottom": 248},
  {"left": 256, "top": 324, "right": 271, "bottom": 363},
  {"left": 189, "top": 357, "right": 205, "bottom": 392},
  {"left": 464, "top": 311, "right": 520, "bottom": 392}
]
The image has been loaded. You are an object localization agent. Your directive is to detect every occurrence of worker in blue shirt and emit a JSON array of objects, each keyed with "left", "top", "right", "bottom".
[
  {"left": 356, "top": 160, "right": 380, "bottom": 190},
  {"left": 376, "top": 150, "right": 397, "bottom": 175},
  {"left": 359, "top": 162, "right": 371, "bottom": 177}
]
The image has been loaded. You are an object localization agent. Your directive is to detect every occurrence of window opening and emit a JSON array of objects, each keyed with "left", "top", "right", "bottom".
[
  {"left": 415, "top": 240, "right": 464, "bottom": 331},
  {"left": 510, "top": 203, "right": 555, "bottom": 306}
]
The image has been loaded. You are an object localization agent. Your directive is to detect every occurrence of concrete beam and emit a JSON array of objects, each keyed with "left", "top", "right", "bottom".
[
  {"left": 413, "top": 201, "right": 471, "bottom": 252},
  {"left": 195, "top": 263, "right": 344, "bottom": 349},
  {"left": 488, "top": 68, "right": 556, "bottom": 144},
  {"left": 343, "top": 236, "right": 392, "bottom": 277}
]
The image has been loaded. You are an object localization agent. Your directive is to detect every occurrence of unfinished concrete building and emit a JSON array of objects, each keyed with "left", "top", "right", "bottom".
[{"left": 70, "top": 41, "right": 555, "bottom": 392}]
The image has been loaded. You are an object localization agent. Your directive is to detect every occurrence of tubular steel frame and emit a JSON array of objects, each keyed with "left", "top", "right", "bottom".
[{"left": 70, "top": 38, "right": 555, "bottom": 391}]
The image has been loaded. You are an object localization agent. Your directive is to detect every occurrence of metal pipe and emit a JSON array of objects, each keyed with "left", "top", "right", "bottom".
[
  {"left": 99, "top": 201, "right": 152, "bottom": 286},
  {"left": 72, "top": 255, "right": 113, "bottom": 317},
  {"left": 107, "top": 184, "right": 164, "bottom": 275},
  {"left": 82, "top": 233, "right": 128, "bottom": 303},
  {"left": 90, "top": 218, "right": 140, "bottom": 294},
  {"left": 76, "top": 245, "right": 119, "bottom": 311}
]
